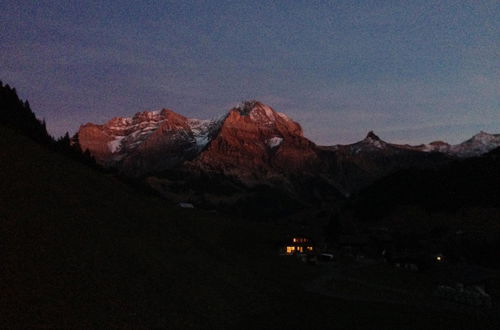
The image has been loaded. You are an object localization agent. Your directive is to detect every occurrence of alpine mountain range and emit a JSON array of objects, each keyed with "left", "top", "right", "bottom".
[{"left": 77, "top": 101, "right": 500, "bottom": 210}]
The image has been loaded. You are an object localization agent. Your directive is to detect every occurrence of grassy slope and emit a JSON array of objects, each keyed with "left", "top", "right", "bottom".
[{"left": 0, "top": 126, "right": 497, "bottom": 329}]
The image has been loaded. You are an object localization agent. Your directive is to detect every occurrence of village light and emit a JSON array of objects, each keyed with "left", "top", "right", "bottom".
[{"left": 283, "top": 237, "right": 314, "bottom": 255}]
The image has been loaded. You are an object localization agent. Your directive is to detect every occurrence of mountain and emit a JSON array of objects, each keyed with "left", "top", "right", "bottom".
[
  {"left": 78, "top": 103, "right": 500, "bottom": 180},
  {"left": 329, "top": 131, "right": 500, "bottom": 158},
  {"left": 77, "top": 102, "right": 500, "bottom": 212},
  {"left": 318, "top": 131, "right": 452, "bottom": 194},
  {"left": 78, "top": 109, "right": 222, "bottom": 175},
  {"left": 78, "top": 101, "right": 347, "bottom": 217},
  {"left": 78, "top": 101, "right": 319, "bottom": 181},
  {"left": 448, "top": 131, "right": 500, "bottom": 157},
  {"left": 186, "top": 101, "right": 320, "bottom": 184}
]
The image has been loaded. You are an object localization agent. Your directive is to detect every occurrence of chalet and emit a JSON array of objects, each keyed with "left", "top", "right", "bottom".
[{"left": 283, "top": 237, "right": 314, "bottom": 255}]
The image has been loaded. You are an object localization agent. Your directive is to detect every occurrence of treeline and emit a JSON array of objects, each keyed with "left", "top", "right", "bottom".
[{"left": 0, "top": 80, "right": 98, "bottom": 168}]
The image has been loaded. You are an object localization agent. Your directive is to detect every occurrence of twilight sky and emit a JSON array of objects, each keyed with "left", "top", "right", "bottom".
[{"left": 1, "top": 0, "right": 498, "bottom": 144}]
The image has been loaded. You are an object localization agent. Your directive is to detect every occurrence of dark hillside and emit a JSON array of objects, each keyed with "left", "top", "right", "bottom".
[
  {"left": 341, "top": 150, "right": 500, "bottom": 267},
  {"left": 351, "top": 150, "right": 500, "bottom": 218}
]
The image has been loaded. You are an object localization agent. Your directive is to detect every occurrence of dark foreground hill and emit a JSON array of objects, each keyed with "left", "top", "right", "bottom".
[{"left": 1, "top": 125, "right": 499, "bottom": 329}]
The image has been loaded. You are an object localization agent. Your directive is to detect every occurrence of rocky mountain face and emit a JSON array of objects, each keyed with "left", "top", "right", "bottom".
[
  {"left": 186, "top": 101, "right": 320, "bottom": 184},
  {"left": 78, "top": 109, "right": 221, "bottom": 175},
  {"left": 77, "top": 101, "right": 500, "bottom": 210},
  {"left": 78, "top": 101, "right": 321, "bottom": 180}
]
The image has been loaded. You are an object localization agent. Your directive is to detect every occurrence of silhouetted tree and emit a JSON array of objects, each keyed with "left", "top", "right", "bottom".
[
  {"left": 0, "top": 81, "right": 100, "bottom": 169},
  {"left": 0, "top": 83, "right": 53, "bottom": 145}
]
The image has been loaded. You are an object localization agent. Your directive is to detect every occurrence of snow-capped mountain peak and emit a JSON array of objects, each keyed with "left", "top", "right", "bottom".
[
  {"left": 234, "top": 100, "right": 293, "bottom": 126},
  {"left": 470, "top": 131, "right": 496, "bottom": 143},
  {"left": 361, "top": 131, "right": 386, "bottom": 149},
  {"left": 449, "top": 131, "right": 500, "bottom": 157},
  {"left": 365, "top": 131, "right": 381, "bottom": 140},
  {"left": 78, "top": 108, "right": 224, "bottom": 172}
]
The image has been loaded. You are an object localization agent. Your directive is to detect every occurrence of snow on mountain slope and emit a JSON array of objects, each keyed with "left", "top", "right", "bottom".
[
  {"left": 78, "top": 109, "right": 221, "bottom": 170},
  {"left": 267, "top": 136, "right": 284, "bottom": 148},
  {"left": 187, "top": 118, "right": 222, "bottom": 151},
  {"left": 186, "top": 101, "right": 319, "bottom": 182},
  {"left": 106, "top": 111, "right": 166, "bottom": 156},
  {"left": 330, "top": 130, "right": 500, "bottom": 158},
  {"left": 235, "top": 101, "right": 297, "bottom": 128},
  {"left": 449, "top": 131, "right": 500, "bottom": 157},
  {"left": 78, "top": 100, "right": 500, "bottom": 186},
  {"left": 331, "top": 131, "right": 411, "bottom": 155}
]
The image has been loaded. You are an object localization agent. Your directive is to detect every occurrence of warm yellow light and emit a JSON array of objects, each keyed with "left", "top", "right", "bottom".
[{"left": 436, "top": 256, "right": 442, "bottom": 261}]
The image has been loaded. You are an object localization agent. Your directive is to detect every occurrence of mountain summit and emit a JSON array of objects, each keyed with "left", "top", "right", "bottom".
[
  {"left": 365, "top": 131, "right": 381, "bottom": 141},
  {"left": 449, "top": 131, "right": 500, "bottom": 157}
]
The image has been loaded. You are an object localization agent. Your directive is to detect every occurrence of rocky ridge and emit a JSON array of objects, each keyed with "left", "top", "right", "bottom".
[{"left": 77, "top": 102, "right": 500, "bottom": 197}]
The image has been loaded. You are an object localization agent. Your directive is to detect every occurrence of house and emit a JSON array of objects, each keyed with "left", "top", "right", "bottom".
[{"left": 283, "top": 237, "right": 314, "bottom": 255}]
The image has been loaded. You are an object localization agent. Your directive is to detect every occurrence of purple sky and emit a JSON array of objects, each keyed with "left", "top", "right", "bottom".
[{"left": 1, "top": 1, "right": 498, "bottom": 145}]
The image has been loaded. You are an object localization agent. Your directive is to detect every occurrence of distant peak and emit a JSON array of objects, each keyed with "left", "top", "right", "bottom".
[
  {"left": 474, "top": 131, "right": 492, "bottom": 137},
  {"left": 160, "top": 108, "right": 175, "bottom": 115},
  {"left": 235, "top": 100, "right": 265, "bottom": 116},
  {"left": 462, "top": 131, "right": 497, "bottom": 146},
  {"left": 232, "top": 100, "right": 283, "bottom": 125},
  {"left": 365, "top": 131, "right": 381, "bottom": 141}
]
